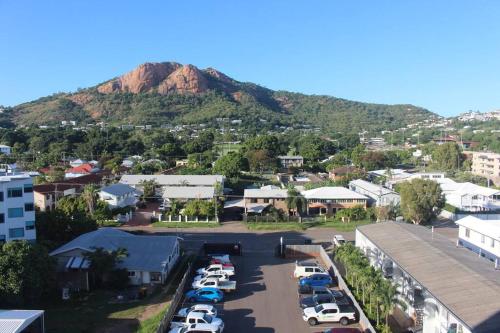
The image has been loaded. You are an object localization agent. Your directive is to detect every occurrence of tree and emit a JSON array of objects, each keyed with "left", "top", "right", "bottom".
[
  {"left": 285, "top": 188, "right": 307, "bottom": 220},
  {"left": 399, "top": 179, "right": 445, "bottom": 225},
  {"left": 82, "top": 184, "right": 99, "bottom": 215},
  {"left": 140, "top": 179, "right": 158, "bottom": 201},
  {"left": 212, "top": 152, "right": 246, "bottom": 178},
  {"left": 431, "top": 142, "right": 463, "bottom": 171},
  {"left": 246, "top": 149, "right": 275, "bottom": 173},
  {"left": 350, "top": 144, "right": 366, "bottom": 167},
  {"left": 85, "top": 247, "right": 128, "bottom": 288},
  {"left": 0, "top": 241, "right": 56, "bottom": 306}
]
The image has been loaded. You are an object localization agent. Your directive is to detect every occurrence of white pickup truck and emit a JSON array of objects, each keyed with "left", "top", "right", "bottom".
[
  {"left": 196, "top": 264, "right": 235, "bottom": 277},
  {"left": 170, "top": 312, "right": 224, "bottom": 331},
  {"left": 294, "top": 260, "right": 326, "bottom": 278},
  {"left": 302, "top": 303, "right": 356, "bottom": 326},
  {"left": 192, "top": 277, "right": 236, "bottom": 292}
]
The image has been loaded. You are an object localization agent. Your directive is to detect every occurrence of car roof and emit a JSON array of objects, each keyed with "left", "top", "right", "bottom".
[
  {"left": 188, "top": 312, "right": 205, "bottom": 319},
  {"left": 334, "top": 234, "right": 345, "bottom": 239},
  {"left": 192, "top": 304, "right": 213, "bottom": 310},
  {"left": 318, "top": 303, "right": 339, "bottom": 309},
  {"left": 310, "top": 273, "right": 330, "bottom": 277},
  {"left": 312, "top": 286, "right": 328, "bottom": 290},
  {"left": 189, "top": 323, "right": 219, "bottom": 329}
]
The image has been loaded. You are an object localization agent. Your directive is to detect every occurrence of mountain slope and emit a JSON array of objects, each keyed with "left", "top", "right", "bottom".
[{"left": 6, "top": 62, "right": 437, "bottom": 132}]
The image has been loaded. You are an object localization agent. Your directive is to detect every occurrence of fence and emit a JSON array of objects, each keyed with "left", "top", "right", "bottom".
[
  {"left": 156, "top": 262, "right": 193, "bottom": 333},
  {"left": 284, "top": 244, "right": 376, "bottom": 333},
  {"left": 439, "top": 210, "right": 500, "bottom": 221},
  {"left": 243, "top": 215, "right": 302, "bottom": 223}
]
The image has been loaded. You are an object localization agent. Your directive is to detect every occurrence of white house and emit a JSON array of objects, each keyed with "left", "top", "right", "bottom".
[
  {"left": 99, "top": 183, "right": 138, "bottom": 209},
  {"left": 69, "top": 159, "right": 87, "bottom": 168},
  {"left": 0, "top": 144, "right": 11, "bottom": 155},
  {"left": 455, "top": 215, "right": 500, "bottom": 266},
  {"left": 443, "top": 181, "right": 500, "bottom": 212},
  {"left": 348, "top": 179, "right": 400, "bottom": 207},
  {"left": 0, "top": 309, "right": 45, "bottom": 333},
  {"left": 277, "top": 156, "right": 304, "bottom": 168},
  {"left": 356, "top": 222, "right": 500, "bottom": 333},
  {"left": 0, "top": 174, "right": 36, "bottom": 243},
  {"left": 50, "top": 228, "right": 180, "bottom": 289}
]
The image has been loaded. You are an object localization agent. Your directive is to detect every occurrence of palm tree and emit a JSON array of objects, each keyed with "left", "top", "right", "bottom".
[
  {"left": 82, "top": 184, "right": 99, "bottom": 215},
  {"left": 286, "top": 187, "right": 307, "bottom": 222}
]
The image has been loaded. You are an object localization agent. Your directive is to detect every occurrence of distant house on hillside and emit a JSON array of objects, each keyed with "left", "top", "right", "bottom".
[
  {"left": 329, "top": 166, "right": 363, "bottom": 182},
  {"left": 278, "top": 156, "right": 304, "bottom": 169},
  {"left": 0, "top": 144, "right": 11, "bottom": 155},
  {"left": 65, "top": 163, "right": 100, "bottom": 179}
]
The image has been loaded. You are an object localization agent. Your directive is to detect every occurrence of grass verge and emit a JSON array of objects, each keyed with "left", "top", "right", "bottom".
[
  {"left": 245, "top": 219, "right": 374, "bottom": 232},
  {"left": 246, "top": 222, "right": 309, "bottom": 231}
]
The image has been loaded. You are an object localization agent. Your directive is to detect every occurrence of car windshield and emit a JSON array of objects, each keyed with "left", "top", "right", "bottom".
[
  {"left": 203, "top": 314, "right": 213, "bottom": 323},
  {"left": 314, "top": 304, "right": 324, "bottom": 312}
]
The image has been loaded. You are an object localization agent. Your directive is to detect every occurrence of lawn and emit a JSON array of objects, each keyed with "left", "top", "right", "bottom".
[
  {"left": 44, "top": 257, "right": 190, "bottom": 333},
  {"left": 151, "top": 221, "right": 220, "bottom": 228},
  {"left": 245, "top": 219, "right": 374, "bottom": 232}
]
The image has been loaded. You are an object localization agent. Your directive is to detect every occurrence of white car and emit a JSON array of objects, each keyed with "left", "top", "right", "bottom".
[
  {"left": 177, "top": 304, "right": 218, "bottom": 318},
  {"left": 170, "top": 312, "right": 224, "bottom": 331},
  {"left": 302, "top": 303, "right": 356, "bottom": 326},
  {"left": 169, "top": 323, "right": 223, "bottom": 333},
  {"left": 332, "top": 235, "right": 346, "bottom": 247},
  {"left": 196, "top": 264, "right": 235, "bottom": 277},
  {"left": 294, "top": 260, "right": 326, "bottom": 279},
  {"left": 194, "top": 272, "right": 230, "bottom": 282}
]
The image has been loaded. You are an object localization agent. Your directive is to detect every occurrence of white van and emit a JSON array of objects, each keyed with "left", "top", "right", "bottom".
[{"left": 294, "top": 260, "right": 326, "bottom": 278}]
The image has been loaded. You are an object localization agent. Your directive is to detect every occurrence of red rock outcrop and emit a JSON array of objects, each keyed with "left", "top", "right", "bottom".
[{"left": 157, "top": 64, "right": 209, "bottom": 94}]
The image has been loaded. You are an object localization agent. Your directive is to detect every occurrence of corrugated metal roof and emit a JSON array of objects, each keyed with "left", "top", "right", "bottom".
[
  {"left": 0, "top": 310, "right": 44, "bottom": 333},
  {"left": 50, "top": 228, "right": 178, "bottom": 272},
  {"left": 349, "top": 179, "right": 397, "bottom": 196},
  {"left": 162, "top": 186, "right": 215, "bottom": 199},
  {"left": 357, "top": 222, "right": 500, "bottom": 333},
  {"left": 302, "top": 187, "right": 368, "bottom": 200},
  {"left": 120, "top": 175, "right": 224, "bottom": 187},
  {"left": 100, "top": 183, "right": 136, "bottom": 197}
]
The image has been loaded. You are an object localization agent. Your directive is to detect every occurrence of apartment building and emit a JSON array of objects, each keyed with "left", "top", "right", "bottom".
[
  {"left": 469, "top": 151, "right": 500, "bottom": 186},
  {"left": 356, "top": 222, "right": 500, "bottom": 333},
  {"left": 0, "top": 174, "right": 36, "bottom": 243}
]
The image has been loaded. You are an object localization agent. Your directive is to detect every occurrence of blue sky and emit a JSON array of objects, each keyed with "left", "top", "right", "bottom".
[{"left": 1, "top": 1, "right": 500, "bottom": 116}]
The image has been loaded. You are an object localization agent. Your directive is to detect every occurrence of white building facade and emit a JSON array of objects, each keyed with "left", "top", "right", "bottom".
[
  {"left": 0, "top": 174, "right": 36, "bottom": 243},
  {"left": 455, "top": 215, "right": 500, "bottom": 265}
]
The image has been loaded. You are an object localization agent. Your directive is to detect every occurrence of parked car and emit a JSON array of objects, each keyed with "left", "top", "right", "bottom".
[
  {"left": 314, "top": 329, "right": 362, "bottom": 333},
  {"left": 294, "top": 260, "right": 327, "bottom": 278},
  {"left": 299, "top": 274, "right": 333, "bottom": 288},
  {"left": 208, "top": 254, "right": 231, "bottom": 263},
  {"left": 300, "top": 293, "right": 350, "bottom": 309},
  {"left": 169, "top": 323, "right": 222, "bottom": 333},
  {"left": 170, "top": 312, "right": 224, "bottom": 331},
  {"left": 302, "top": 303, "right": 356, "bottom": 326},
  {"left": 332, "top": 235, "right": 346, "bottom": 247},
  {"left": 193, "top": 272, "right": 230, "bottom": 282},
  {"left": 177, "top": 304, "right": 218, "bottom": 317},
  {"left": 209, "top": 259, "right": 234, "bottom": 267},
  {"left": 196, "top": 264, "right": 235, "bottom": 277},
  {"left": 185, "top": 288, "right": 224, "bottom": 303},
  {"left": 192, "top": 277, "right": 237, "bottom": 292},
  {"left": 298, "top": 285, "right": 343, "bottom": 297}
]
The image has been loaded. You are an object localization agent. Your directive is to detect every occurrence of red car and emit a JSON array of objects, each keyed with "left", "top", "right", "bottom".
[
  {"left": 209, "top": 259, "right": 233, "bottom": 267},
  {"left": 316, "top": 329, "right": 362, "bottom": 333}
]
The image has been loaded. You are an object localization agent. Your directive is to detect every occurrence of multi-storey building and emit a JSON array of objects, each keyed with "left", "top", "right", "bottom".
[
  {"left": 356, "top": 222, "right": 500, "bottom": 333},
  {"left": 469, "top": 151, "right": 500, "bottom": 186},
  {"left": 0, "top": 174, "right": 36, "bottom": 243}
]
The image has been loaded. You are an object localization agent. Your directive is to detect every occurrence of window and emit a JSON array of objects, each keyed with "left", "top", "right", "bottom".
[
  {"left": 23, "top": 184, "right": 33, "bottom": 193},
  {"left": 305, "top": 268, "right": 314, "bottom": 272},
  {"left": 25, "top": 221, "right": 35, "bottom": 230},
  {"left": 0, "top": 235, "right": 5, "bottom": 243},
  {"left": 24, "top": 203, "right": 34, "bottom": 212},
  {"left": 263, "top": 198, "right": 270, "bottom": 203},
  {"left": 250, "top": 198, "right": 257, "bottom": 203},
  {"left": 481, "top": 235, "right": 485, "bottom": 244},
  {"left": 128, "top": 271, "right": 136, "bottom": 277},
  {"left": 465, "top": 228, "right": 470, "bottom": 238},
  {"left": 0, "top": 214, "right": 4, "bottom": 224},
  {"left": 8, "top": 207, "right": 23, "bottom": 218},
  {"left": 491, "top": 238, "right": 495, "bottom": 248},
  {"left": 9, "top": 228, "right": 24, "bottom": 238},
  {"left": 0, "top": 191, "right": 3, "bottom": 202},
  {"left": 7, "top": 188, "right": 23, "bottom": 198}
]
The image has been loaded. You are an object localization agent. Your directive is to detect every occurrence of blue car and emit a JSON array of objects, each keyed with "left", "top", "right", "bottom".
[
  {"left": 185, "top": 287, "right": 224, "bottom": 303},
  {"left": 299, "top": 273, "right": 333, "bottom": 287}
]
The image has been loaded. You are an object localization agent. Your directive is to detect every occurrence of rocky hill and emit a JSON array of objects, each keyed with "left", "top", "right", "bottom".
[{"left": 5, "top": 62, "right": 437, "bottom": 133}]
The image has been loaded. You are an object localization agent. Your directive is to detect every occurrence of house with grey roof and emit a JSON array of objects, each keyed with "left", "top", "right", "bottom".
[
  {"left": 50, "top": 228, "right": 180, "bottom": 290},
  {"left": 348, "top": 179, "right": 400, "bottom": 207},
  {"left": 356, "top": 222, "right": 500, "bottom": 333},
  {"left": 0, "top": 310, "right": 45, "bottom": 333},
  {"left": 99, "top": 183, "right": 138, "bottom": 209}
]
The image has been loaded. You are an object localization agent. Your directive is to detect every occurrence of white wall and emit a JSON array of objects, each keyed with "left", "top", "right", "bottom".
[{"left": 458, "top": 225, "right": 500, "bottom": 260}]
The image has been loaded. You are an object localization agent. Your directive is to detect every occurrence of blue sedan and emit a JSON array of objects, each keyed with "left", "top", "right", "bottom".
[
  {"left": 185, "top": 287, "right": 224, "bottom": 303},
  {"left": 299, "top": 273, "right": 333, "bottom": 287}
]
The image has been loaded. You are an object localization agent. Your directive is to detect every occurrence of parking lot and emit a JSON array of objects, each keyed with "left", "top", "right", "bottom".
[{"left": 174, "top": 243, "right": 362, "bottom": 332}]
